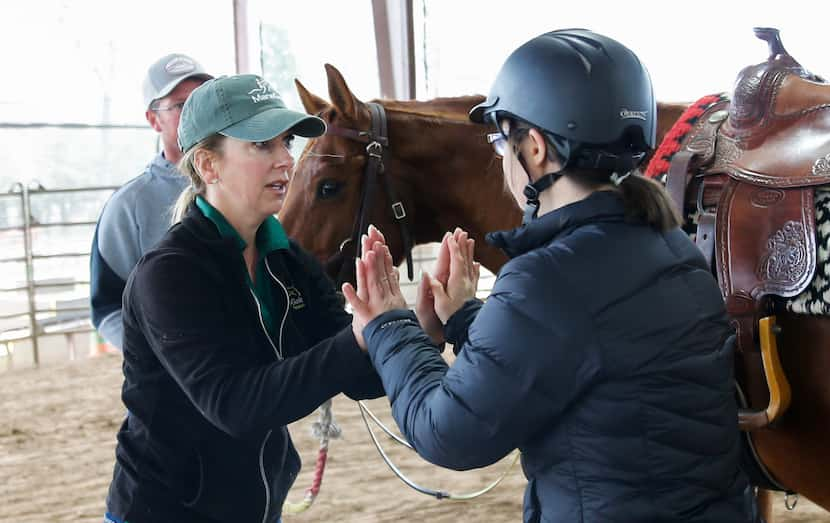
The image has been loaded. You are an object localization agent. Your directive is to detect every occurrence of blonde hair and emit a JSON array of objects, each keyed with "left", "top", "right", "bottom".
[{"left": 172, "top": 134, "right": 225, "bottom": 224}]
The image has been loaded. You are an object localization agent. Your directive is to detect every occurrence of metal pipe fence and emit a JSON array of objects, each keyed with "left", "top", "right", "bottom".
[
  {"left": 0, "top": 183, "right": 118, "bottom": 368},
  {"left": 0, "top": 181, "right": 498, "bottom": 369}
]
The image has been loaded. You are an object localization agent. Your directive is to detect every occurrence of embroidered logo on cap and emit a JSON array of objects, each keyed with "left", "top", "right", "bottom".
[
  {"left": 248, "top": 78, "right": 280, "bottom": 103},
  {"left": 165, "top": 57, "right": 196, "bottom": 74}
]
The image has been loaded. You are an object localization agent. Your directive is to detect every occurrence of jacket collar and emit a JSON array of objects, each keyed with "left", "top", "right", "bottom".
[
  {"left": 178, "top": 203, "right": 243, "bottom": 259},
  {"left": 486, "top": 190, "right": 626, "bottom": 258},
  {"left": 194, "top": 195, "right": 289, "bottom": 256}
]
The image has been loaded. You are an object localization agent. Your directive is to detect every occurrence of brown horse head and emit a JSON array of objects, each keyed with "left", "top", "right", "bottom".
[
  {"left": 280, "top": 64, "right": 518, "bottom": 283},
  {"left": 280, "top": 64, "right": 689, "bottom": 284}
]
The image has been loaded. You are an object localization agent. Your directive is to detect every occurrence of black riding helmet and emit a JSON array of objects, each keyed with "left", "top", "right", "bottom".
[{"left": 470, "top": 29, "right": 656, "bottom": 221}]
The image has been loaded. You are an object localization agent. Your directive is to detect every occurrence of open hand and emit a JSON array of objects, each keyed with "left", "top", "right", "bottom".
[
  {"left": 349, "top": 225, "right": 387, "bottom": 351},
  {"left": 428, "top": 229, "right": 480, "bottom": 323},
  {"left": 343, "top": 234, "right": 408, "bottom": 350},
  {"left": 415, "top": 232, "right": 450, "bottom": 344}
]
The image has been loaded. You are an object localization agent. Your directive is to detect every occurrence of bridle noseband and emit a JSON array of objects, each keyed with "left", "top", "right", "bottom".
[{"left": 321, "top": 102, "right": 414, "bottom": 286}]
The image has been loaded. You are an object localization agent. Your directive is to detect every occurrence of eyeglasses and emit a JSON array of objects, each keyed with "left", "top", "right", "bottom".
[
  {"left": 152, "top": 101, "right": 186, "bottom": 112},
  {"left": 487, "top": 132, "right": 508, "bottom": 157},
  {"left": 486, "top": 112, "right": 513, "bottom": 157}
]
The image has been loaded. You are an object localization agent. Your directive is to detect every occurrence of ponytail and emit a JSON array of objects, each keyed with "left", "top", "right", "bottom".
[
  {"left": 172, "top": 134, "right": 224, "bottom": 225},
  {"left": 566, "top": 167, "right": 682, "bottom": 232},
  {"left": 618, "top": 174, "right": 682, "bottom": 232},
  {"left": 172, "top": 184, "right": 199, "bottom": 225}
]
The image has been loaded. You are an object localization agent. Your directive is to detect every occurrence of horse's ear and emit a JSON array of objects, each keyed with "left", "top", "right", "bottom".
[
  {"left": 324, "top": 63, "right": 363, "bottom": 121},
  {"left": 295, "top": 78, "right": 329, "bottom": 115}
]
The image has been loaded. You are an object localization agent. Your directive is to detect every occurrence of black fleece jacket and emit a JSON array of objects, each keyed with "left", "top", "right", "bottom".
[{"left": 106, "top": 204, "right": 384, "bottom": 523}]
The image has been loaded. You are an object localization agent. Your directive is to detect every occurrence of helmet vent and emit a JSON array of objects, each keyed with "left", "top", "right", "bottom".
[
  {"left": 574, "top": 50, "right": 592, "bottom": 75},
  {"left": 555, "top": 33, "right": 606, "bottom": 75}
]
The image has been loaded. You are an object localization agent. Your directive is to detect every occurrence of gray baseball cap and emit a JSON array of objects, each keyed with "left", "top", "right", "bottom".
[
  {"left": 177, "top": 74, "right": 326, "bottom": 152},
  {"left": 142, "top": 53, "right": 213, "bottom": 109}
]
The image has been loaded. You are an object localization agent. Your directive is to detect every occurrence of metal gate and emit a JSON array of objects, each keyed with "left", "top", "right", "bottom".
[
  {"left": 0, "top": 182, "right": 496, "bottom": 369},
  {"left": 0, "top": 183, "right": 117, "bottom": 368}
]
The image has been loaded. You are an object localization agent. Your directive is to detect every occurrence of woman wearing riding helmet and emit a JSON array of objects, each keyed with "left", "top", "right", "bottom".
[{"left": 343, "top": 29, "right": 759, "bottom": 522}]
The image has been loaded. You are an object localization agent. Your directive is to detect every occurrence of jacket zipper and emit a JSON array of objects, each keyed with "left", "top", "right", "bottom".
[
  {"left": 264, "top": 258, "right": 290, "bottom": 360},
  {"left": 259, "top": 429, "right": 273, "bottom": 523},
  {"left": 249, "top": 288, "right": 282, "bottom": 360},
  {"left": 252, "top": 258, "right": 291, "bottom": 523}
]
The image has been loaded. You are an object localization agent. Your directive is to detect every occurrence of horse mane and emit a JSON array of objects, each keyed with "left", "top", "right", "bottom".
[{"left": 375, "top": 95, "right": 486, "bottom": 126}]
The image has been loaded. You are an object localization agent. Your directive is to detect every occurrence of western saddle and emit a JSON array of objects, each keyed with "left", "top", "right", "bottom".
[{"left": 667, "top": 27, "right": 830, "bottom": 431}]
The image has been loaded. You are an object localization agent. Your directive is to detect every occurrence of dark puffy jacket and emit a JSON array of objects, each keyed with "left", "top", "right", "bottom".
[
  {"left": 365, "top": 191, "right": 755, "bottom": 522},
  {"left": 106, "top": 205, "right": 384, "bottom": 523}
]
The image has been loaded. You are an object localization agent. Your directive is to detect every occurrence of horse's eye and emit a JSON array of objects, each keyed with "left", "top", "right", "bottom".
[{"left": 317, "top": 179, "right": 343, "bottom": 200}]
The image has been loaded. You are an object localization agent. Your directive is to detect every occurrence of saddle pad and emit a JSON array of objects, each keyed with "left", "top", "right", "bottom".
[{"left": 785, "top": 188, "right": 830, "bottom": 314}]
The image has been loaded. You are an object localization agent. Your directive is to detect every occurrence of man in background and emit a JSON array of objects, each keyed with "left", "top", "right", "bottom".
[{"left": 90, "top": 53, "right": 213, "bottom": 350}]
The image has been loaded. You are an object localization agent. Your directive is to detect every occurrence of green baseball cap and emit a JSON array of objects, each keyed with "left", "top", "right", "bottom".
[{"left": 177, "top": 74, "right": 326, "bottom": 152}]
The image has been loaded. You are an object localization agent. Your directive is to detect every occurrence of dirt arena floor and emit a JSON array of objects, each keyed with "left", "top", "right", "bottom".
[{"left": 1, "top": 354, "right": 828, "bottom": 523}]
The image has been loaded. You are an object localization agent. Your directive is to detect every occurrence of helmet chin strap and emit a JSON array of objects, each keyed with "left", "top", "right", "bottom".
[
  {"left": 518, "top": 146, "right": 645, "bottom": 223},
  {"left": 518, "top": 152, "right": 563, "bottom": 224},
  {"left": 522, "top": 172, "right": 562, "bottom": 223}
]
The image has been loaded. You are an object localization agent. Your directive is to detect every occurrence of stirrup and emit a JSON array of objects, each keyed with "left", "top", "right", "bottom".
[{"left": 738, "top": 316, "right": 793, "bottom": 430}]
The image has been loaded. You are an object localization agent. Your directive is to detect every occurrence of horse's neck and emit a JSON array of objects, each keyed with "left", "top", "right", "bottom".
[
  {"left": 380, "top": 96, "right": 485, "bottom": 121},
  {"left": 378, "top": 100, "right": 693, "bottom": 273},
  {"left": 384, "top": 103, "right": 518, "bottom": 272}
]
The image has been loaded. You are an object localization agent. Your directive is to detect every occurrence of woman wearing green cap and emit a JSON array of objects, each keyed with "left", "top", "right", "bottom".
[{"left": 104, "top": 74, "right": 386, "bottom": 523}]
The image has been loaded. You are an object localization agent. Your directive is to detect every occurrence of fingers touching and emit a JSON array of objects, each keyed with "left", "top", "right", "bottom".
[
  {"left": 434, "top": 232, "right": 451, "bottom": 285},
  {"left": 349, "top": 225, "right": 480, "bottom": 337}
]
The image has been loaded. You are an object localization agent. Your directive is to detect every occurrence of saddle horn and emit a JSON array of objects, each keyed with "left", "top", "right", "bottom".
[
  {"left": 752, "top": 27, "right": 823, "bottom": 83},
  {"left": 753, "top": 27, "right": 788, "bottom": 59}
]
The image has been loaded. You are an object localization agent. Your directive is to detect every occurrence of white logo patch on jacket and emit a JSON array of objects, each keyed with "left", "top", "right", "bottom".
[{"left": 286, "top": 286, "right": 305, "bottom": 310}]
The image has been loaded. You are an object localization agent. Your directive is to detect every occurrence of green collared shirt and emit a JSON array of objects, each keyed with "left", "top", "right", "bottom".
[{"left": 195, "top": 195, "right": 289, "bottom": 341}]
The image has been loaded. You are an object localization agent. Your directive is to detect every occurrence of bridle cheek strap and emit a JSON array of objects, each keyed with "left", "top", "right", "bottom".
[{"left": 325, "top": 103, "right": 414, "bottom": 285}]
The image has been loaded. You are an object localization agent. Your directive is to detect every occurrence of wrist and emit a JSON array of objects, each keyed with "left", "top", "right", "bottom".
[
  {"left": 428, "top": 330, "right": 446, "bottom": 345},
  {"left": 352, "top": 321, "right": 367, "bottom": 352}
]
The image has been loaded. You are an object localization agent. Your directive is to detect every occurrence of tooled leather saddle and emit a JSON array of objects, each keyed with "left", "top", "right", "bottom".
[{"left": 665, "top": 27, "right": 830, "bottom": 432}]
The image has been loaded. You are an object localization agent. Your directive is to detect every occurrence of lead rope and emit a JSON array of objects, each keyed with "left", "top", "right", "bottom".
[
  {"left": 357, "top": 400, "right": 520, "bottom": 500},
  {"left": 282, "top": 399, "right": 342, "bottom": 515}
]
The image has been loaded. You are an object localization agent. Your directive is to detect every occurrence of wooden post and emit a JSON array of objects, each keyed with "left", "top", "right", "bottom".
[
  {"left": 233, "top": 0, "right": 251, "bottom": 74},
  {"left": 372, "top": 0, "right": 416, "bottom": 99}
]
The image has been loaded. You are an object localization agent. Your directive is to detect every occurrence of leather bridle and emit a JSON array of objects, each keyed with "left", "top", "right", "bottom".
[
  {"left": 314, "top": 104, "right": 519, "bottom": 502},
  {"left": 320, "top": 102, "right": 414, "bottom": 286}
]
